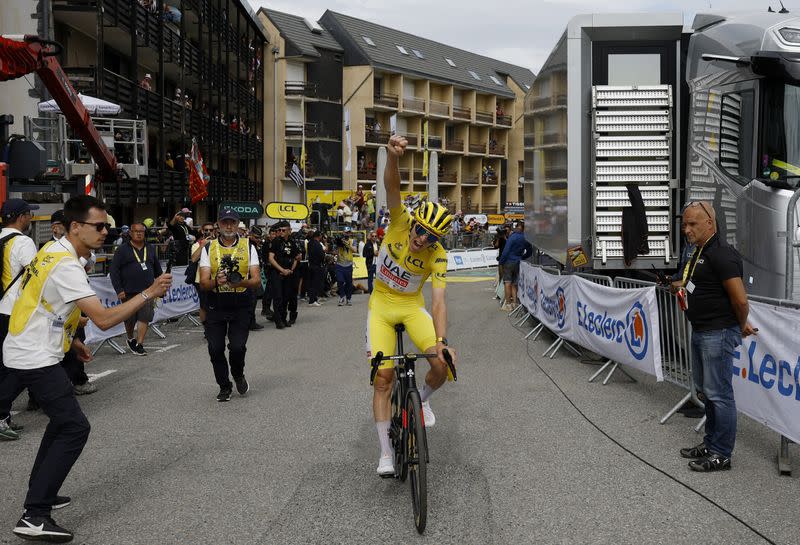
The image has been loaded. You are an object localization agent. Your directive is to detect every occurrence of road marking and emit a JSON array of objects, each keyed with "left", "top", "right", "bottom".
[
  {"left": 87, "top": 370, "right": 117, "bottom": 382},
  {"left": 153, "top": 344, "right": 180, "bottom": 353}
]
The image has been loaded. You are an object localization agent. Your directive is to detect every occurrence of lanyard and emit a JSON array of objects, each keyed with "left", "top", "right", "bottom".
[
  {"left": 132, "top": 245, "right": 147, "bottom": 263},
  {"left": 681, "top": 239, "right": 708, "bottom": 284}
]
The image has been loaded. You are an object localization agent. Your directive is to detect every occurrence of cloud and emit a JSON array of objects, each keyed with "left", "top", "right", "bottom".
[{"left": 249, "top": 0, "right": 795, "bottom": 72}]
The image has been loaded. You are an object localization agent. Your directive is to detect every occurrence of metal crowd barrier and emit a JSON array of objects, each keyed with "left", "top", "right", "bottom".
[{"left": 574, "top": 272, "right": 613, "bottom": 287}]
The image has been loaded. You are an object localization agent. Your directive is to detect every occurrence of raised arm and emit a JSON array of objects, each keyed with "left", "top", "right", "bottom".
[{"left": 384, "top": 135, "right": 407, "bottom": 211}]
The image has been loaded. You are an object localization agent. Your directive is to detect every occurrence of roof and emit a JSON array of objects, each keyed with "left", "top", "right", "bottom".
[
  {"left": 260, "top": 9, "right": 343, "bottom": 58},
  {"left": 319, "top": 11, "right": 535, "bottom": 97},
  {"left": 236, "top": 0, "right": 270, "bottom": 41}
]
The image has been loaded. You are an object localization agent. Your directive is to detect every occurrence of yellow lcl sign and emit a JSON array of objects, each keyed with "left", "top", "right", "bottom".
[{"left": 266, "top": 202, "right": 310, "bottom": 220}]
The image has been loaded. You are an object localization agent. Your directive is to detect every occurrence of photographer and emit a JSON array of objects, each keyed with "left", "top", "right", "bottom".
[
  {"left": 335, "top": 229, "right": 357, "bottom": 306},
  {"left": 268, "top": 221, "right": 300, "bottom": 329},
  {"left": 199, "top": 206, "right": 261, "bottom": 402}
]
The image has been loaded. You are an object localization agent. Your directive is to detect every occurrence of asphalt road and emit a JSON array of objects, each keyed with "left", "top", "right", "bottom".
[{"left": 0, "top": 272, "right": 797, "bottom": 545}]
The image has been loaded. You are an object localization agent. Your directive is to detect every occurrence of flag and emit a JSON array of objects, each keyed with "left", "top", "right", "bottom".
[
  {"left": 344, "top": 108, "right": 352, "bottom": 172},
  {"left": 188, "top": 138, "right": 209, "bottom": 205},
  {"left": 422, "top": 120, "right": 429, "bottom": 177},
  {"left": 289, "top": 162, "right": 304, "bottom": 187},
  {"left": 84, "top": 174, "right": 95, "bottom": 196}
]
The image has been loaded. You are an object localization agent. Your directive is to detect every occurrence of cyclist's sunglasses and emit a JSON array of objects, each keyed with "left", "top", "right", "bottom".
[
  {"left": 78, "top": 221, "right": 112, "bottom": 232},
  {"left": 413, "top": 223, "right": 439, "bottom": 244},
  {"left": 685, "top": 201, "right": 712, "bottom": 219}
]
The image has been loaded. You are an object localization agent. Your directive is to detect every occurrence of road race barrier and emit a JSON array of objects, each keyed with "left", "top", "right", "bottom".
[
  {"left": 85, "top": 265, "right": 201, "bottom": 353},
  {"left": 514, "top": 262, "right": 799, "bottom": 474}
]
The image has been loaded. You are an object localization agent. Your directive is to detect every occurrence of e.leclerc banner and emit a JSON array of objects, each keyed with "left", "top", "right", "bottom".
[
  {"left": 731, "top": 300, "right": 800, "bottom": 444},
  {"left": 570, "top": 275, "right": 663, "bottom": 381},
  {"left": 517, "top": 262, "right": 571, "bottom": 337},
  {"left": 84, "top": 266, "right": 200, "bottom": 344}
]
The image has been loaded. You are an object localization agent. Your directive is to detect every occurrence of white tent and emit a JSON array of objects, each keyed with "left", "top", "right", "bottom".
[{"left": 38, "top": 93, "right": 122, "bottom": 116}]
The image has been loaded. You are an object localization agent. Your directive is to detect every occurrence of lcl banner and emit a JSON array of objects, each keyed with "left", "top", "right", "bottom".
[
  {"left": 84, "top": 266, "right": 200, "bottom": 344},
  {"left": 731, "top": 301, "right": 800, "bottom": 444},
  {"left": 517, "top": 262, "right": 572, "bottom": 337},
  {"left": 570, "top": 275, "right": 663, "bottom": 381}
]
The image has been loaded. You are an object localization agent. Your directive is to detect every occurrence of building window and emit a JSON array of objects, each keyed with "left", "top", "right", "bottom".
[
  {"left": 412, "top": 49, "right": 424, "bottom": 59},
  {"left": 396, "top": 45, "right": 409, "bottom": 55},
  {"left": 362, "top": 36, "right": 376, "bottom": 47},
  {"left": 445, "top": 57, "right": 456, "bottom": 67},
  {"left": 469, "top": 70, "right": 481, "bottom": 81},
  {"left": 489, "top": 75, "right": 503, "bottom": 86}
]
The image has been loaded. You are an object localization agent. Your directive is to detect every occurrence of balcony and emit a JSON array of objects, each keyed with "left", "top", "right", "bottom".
[
  {"left": 374, "top": 93, "right": 399, "bottom": 110},
  {"left": 285, "top": 161, "right": 315, "bottom": 179},
  {"left": 545, "top": 165, "right": 567, "bottom": 179},
  {"left": 523, "top": 168, "right": 534, "bottom": 180},
  {"left": 365, "top": 129, "right": 391, "bottom": 145},
  {"left": 445, "top": 139, "right": 464, "bottom": 153},
  {"left": 402, "top": 96, "right": 425, "bottom": 114},
  {"left": 358, "top": 167, "right": 377, "bottom": 181},
  {"left": 285, "top": 81, "right": 317, "bottom": 99},
  {"left": 412, "top": 168, "right": 425, "bottom": 180},
  {"left": 489, "top": 143, "right": 506, "bottom": 156},
  {"left": 476, "top": 110, "right": 493, "bottom": 125},
  {"left": 429, "top": 100, "right": 450, "bottom": 118},
  {"left": 285, "top": 122, "right": 316, "bottom": 139},
  {"left": 469, "top": 142, "right": 486, "bottom": 154},
  {"left": 398, "top": 167, "right": 410, "bottom": 180},
  {"left": 483, "top": 174, "right": 498, "bottom": 185},
  {"left": 404, "top": 134, "right": 418, "bottom": 147},
  {"left": 439, "top": 172, "right": 457, "bottom": 184},
  {"left": 540, "top": 132, "right": 566, "bottom": 147},
  {"left": 428, "top": 136, "right": 443, "bottom": 150},
  {"left": 462, "top": 175, "right": 479, "bottom": 186},
  {"left": 496, "top": 114, "right": 512, "bottom": 127},
  {"left": 453, "top": 106, "right": 471, "bottom": 121},
  {"left": 524, "top": 133, "right": 535, "bottom": 148},
  {"left": 530, "top": 94, "right": 568, "bottom": 111}
]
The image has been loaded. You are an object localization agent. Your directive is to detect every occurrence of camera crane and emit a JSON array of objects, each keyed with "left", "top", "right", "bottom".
[{"left": 0, "top": 34, "right": 119, "bottom": 203}]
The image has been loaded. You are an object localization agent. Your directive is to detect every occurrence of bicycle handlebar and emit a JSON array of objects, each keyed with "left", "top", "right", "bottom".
[{"left": 369, "top": 349, "right": 457, "bottom": 385}]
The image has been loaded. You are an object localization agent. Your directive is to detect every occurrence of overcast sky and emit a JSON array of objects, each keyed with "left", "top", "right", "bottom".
[{"left": 248, "top": 0, "right": 795, "bottom": 73}]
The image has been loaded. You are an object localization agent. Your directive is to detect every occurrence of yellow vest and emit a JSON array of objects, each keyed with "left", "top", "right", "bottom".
[
  {"left": 1, "top": 234, "right": 21, "bottom": 290},
  {"left": 9, "top": 248, "right": 82, "bottom": 352},
  {"left": 208, "top": 237, "right": 250, "bottom": 293}
]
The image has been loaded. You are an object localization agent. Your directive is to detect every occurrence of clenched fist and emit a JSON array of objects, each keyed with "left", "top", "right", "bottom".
[{"left": 387, "top": 135, "right": 407, "bottom": 157}]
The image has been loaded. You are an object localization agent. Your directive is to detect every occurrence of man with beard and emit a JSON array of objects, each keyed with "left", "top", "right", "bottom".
[
  {"left": 0, "top": 196, "right": 172, "bottom": 542},
  {"left": 198, "top": 206, "right": 261, "bottom": 401}
]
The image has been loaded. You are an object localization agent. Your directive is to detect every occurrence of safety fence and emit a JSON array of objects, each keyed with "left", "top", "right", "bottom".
[{"left": 510, "top": 262, "right": 798, "bottom": 473}]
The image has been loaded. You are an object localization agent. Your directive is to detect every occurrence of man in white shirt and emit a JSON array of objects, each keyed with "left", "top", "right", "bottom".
[{"left": 0, "top": 196, "right": 172, "bottom": 543}]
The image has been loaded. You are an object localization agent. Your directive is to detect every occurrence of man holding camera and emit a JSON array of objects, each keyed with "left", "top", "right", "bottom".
[
  {"left": 199, "top": 206, "right": 261, "bottom": 402},
  {"left": 268, "top": 221, "right": 300, "bottom": 329},
  {"left": 335, "top": 230, "right": 357, "bottom": 306}
]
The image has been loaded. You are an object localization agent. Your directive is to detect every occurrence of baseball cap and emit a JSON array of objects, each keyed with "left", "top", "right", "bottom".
[
  {"left": 179, "top": 207, "right": 192, "bottom": 216},
  {"left": 50, "top": 210, "right": 65, "bottom": 225},
  {"left": 238, "top": 221, "right": 247, "bottom": 230},
  {"left": 121, "top": 225, "right": 130, "bottom": 232},
  {"left": 1, "top": 199, "right": 39, "bottom": 217},
  {"left": 218, "top": 206, "right": 240, "bottom": 221},
  {"left": 250, "top": 226, "right": 263, "bottom": 237}
]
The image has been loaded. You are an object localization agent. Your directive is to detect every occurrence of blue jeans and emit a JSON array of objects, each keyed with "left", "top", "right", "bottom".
[
  {"left": 367, "top": 264, "right": 376, "bottom": 293},
  {"left": 691, "top": 326, "right": 741, "bottom": 457},
  {"left": 336, "top": 264, "right": 353, "bottom": 300}
]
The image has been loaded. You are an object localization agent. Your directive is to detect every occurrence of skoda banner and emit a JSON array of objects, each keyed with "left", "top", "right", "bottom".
[
  {"left": 731, "top": 301, "right": 800, "bottom": 444},
  {"left": 85, "top": 266, "right": 200, "bottom": 345},
  {"left": 570, "top": 275, "right": 663, "bottom": 381}
]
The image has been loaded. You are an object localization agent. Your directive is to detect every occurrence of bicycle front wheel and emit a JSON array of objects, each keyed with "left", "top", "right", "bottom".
[{"left": 406, "top": 390, "right": 428, "bottom": 533}]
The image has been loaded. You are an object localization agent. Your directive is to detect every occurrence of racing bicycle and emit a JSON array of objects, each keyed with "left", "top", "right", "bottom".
[{"left": 369, "top": 323, "right": 456, "bottom": 534}]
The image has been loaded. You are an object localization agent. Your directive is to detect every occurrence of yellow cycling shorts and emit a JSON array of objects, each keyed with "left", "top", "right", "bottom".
[{"left": 365, "top": 292, "right": 437, "bottom": 370}]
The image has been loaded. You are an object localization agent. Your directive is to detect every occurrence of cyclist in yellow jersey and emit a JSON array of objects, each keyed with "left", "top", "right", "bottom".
[{"left": 368, "top": 135, "right": 458, "bottom": 476}]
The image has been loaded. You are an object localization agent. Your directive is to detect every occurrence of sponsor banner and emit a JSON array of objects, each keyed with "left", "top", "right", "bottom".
[
  {"left": 482, "top": 248, "right": 498, "bottom": 266},
  {"left": 353, "top": 256, "right": 368, "bottom": 279},
  {"left": 731, "top": 301, "right": 800, "bottom": 444},
  {"left": 518, "top": 263, "right": 571, "bottom": 335},
  {"left": 449, "top": 251, "right": 469, "bottom": 270},
  {"left": 466, "top": 250, "right": 486, "bottom": 268},
  {"left": 85, "top": 266, "right": 200, "bottom": 344},
  {"left": 570, "top": 275, "right": 663, "bottom": 381}
]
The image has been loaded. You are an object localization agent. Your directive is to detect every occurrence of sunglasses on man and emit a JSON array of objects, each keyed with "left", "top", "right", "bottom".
[
  {"left": 78, "top": 221, "right": 112, "bottom": 232},
  {"left": 413, "top": 223, "right": 439, "bottom": 245}
]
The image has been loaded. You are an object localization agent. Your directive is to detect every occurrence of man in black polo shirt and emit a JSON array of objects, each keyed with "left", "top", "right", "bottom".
[
  {"left": 675, "top": 201, "right": 756, "bottom": 472},
  {"left": 268, "top": 221, "right": 300, "bottom": 329}
]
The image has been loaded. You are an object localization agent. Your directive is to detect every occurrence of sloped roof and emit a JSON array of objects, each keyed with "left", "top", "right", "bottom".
[
  {"left": 320, "top": 10, "right": 535, "bottom": 97},
  {"left": 260, "top": 9, "right": 343, "bottom": 58}
]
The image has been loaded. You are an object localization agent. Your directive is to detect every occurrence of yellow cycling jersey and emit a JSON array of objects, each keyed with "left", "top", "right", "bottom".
[{"left": 373, "top": 205, "right": 447, "bottom": 297}]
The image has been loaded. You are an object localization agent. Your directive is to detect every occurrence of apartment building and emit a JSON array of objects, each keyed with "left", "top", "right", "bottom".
[
  {"left": 258, "top": 9, "right": 343, "bottom": 203},
  {"left": 47, "top": 0, "right": 266, "bottom": 223},
  {"left": 319, "top": 10, "right": 534, "bottom": 214}
]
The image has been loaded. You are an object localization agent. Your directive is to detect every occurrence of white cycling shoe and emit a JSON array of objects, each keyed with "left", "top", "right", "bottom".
[
  {"left": 422, "top": 401, "right": 436, "bottom": 428},
  {"left": 377, "top": 454, "right": 395, "bottom": 476}
]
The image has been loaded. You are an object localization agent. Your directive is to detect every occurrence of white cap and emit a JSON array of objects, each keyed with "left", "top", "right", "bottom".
[
  {"left": 238, "top": 221, "right": 247, "bottom": 230},
  {"left": 145, "top": 73, "right": 152, "bottom": 79}
]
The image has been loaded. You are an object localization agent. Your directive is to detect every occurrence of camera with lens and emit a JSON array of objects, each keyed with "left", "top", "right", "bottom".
[
  {"left": 334, "top": 235, "right": 349, "bottom": 249},
  {"left": 219, "top": 254, "right": 243, "bottom": 284}
]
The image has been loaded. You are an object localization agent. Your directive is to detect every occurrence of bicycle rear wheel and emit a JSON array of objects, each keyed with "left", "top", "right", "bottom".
[{"left": 406, "top": 390, "right": 428, "bottom": 533}]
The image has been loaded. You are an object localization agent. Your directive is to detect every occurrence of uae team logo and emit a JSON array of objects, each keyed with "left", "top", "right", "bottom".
[
  {"left": 528, "top": 277, "right": 539, "bottom": 313},
  {"left": 624, "top": 302, "right": 649, "bottom": 361},
  {"left": 556, "top": 287, "right": 566, "bottom": 329}
]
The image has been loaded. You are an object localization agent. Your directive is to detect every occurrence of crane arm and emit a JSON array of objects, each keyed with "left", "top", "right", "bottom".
[{"left": 0, "top": 35, "right": 119, "bottom": 186}]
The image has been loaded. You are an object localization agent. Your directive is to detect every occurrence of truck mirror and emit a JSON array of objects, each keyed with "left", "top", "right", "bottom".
[{"left": 751, "top": 51, "right": 800, "bottom": 85}]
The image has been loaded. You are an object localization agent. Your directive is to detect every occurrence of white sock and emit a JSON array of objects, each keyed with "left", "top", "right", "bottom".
[
  {"left": 376, "top": 421, "right": 392, "bottom": 457},
  {"left": 419, "top": 383, "right": 435, "bottom": 403}
]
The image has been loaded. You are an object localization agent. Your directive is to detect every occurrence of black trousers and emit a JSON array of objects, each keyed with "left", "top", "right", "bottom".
[
  {"left": 270, "top": 270, "right": 297, "bottom": 323},
  {"left": 307, "top": 265, "right": 324, "bottom": 304},
  {"left": 205, "top": 292, "right": 252, "bottom": 389},
  {"left": 262, "top": 270, "right": 272, "bottom": 314},
  {"left": 60, "top": 349, "right": 89, "bottom": 386},
  {"left": 297, "top": 262, "right": 309, "bottom": 297},
  {"left": 0, "top": 365, "right": 90, "bottom": 517}
]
